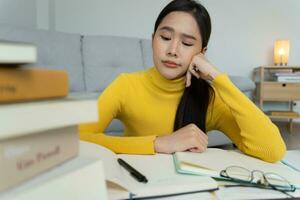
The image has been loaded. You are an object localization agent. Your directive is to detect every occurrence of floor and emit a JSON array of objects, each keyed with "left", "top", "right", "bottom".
[{"left": 276, "top": 121, "right": 300, "bottom": 150}]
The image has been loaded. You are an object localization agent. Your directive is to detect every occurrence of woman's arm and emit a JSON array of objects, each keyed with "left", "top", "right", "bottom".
[
  {"left": 207, "top": 75, "right": 286, "bottom": 162},
  {"left": 187, "top": 53, "right": 286, "bottom": 162},
  {"left": 79, "top": 74, "right": 156, "bottom": 154}
]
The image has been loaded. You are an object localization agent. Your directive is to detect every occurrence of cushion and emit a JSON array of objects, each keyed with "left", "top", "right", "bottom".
[
  {"left": 83, "top": 35, "right": 144, "bottom": 92},
  {"left": 230, "top": 76, "right": 255, "bottom": 92},
  {"left": 140, "top": 39, "right": 154, "bottom": 68}
]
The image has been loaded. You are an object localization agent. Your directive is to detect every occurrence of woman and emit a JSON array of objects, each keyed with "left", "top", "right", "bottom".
[{"left": 80, "top": 0, "right": 286, "bottom": 162}]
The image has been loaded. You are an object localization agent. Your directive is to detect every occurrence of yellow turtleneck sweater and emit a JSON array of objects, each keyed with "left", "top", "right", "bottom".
[{"left": 79, "top": 67, "right": 286, "bottom": 162}]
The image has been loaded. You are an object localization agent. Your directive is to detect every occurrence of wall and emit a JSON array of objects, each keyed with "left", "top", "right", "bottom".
[
  {"left": 0, "top": 0, "right": 36, "bottom": 28},
  {"left": 1, "top": 0, "right": 299, "bottom": 76},
  {"left": 46, "top": 0, "right": 300, "bottom": 77}
]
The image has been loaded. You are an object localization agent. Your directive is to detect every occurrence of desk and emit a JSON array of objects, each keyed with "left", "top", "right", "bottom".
[{"left": 1, "top": 144, "right": 299, "bottom": 200}]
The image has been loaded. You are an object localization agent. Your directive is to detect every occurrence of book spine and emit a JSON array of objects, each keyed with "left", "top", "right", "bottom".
[
  {"left": 0, "top": 67, "right": 68, "bottom": 102},
  {"left": 0, "top": 125, "right": 78, "bottom": 191}
]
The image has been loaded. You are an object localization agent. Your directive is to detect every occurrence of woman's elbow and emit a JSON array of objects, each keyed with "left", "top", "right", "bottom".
[
  {"left": 261, "top": 127, "right": 287, "bottom": 163},
  {"left": 264, "top": 141, "right": 286, "bottom": 163}
]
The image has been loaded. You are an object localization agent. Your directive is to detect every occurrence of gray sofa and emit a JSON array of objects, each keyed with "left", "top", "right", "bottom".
[{"left": 0, "top": 23, "right": 255, "bottom": 147}]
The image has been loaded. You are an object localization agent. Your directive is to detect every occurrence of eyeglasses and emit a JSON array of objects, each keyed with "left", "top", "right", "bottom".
[{"left": 220, "top": 166, "right": 296, "bottom": 198}]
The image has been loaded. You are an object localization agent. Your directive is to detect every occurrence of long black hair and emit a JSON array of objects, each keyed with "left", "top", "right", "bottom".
[{"left": 154, "top": 0, "right": 215, "bottom": 133}]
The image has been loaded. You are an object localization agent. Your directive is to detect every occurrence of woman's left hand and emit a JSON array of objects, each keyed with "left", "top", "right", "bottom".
[{"left": 186, "top": 53, "right": 221, "bottom": 87}]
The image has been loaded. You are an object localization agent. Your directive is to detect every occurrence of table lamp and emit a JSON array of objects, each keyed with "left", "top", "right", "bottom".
[{"left": 274, "top": 40, "right": 290, "bottom": 66}]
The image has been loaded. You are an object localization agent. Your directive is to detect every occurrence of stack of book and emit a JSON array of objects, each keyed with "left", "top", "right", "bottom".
[
  {"left": 0, "top": 40, "right": 68, "bottom": 103},
  {"left": 0, "top": 98, "right": 98, "bottom": 192},
  {"left": 273, "top": 71, "right": 300, "bottom": 82},
  {"left": 0, "top": 40, "right": 98, "bottom": 193}
]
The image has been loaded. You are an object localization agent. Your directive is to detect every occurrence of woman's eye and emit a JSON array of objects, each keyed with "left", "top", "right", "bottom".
[
  {"left": 160, "top": 35, "right": 171, "bottom": 41},
  {"left": 182, "top": 42, "right": 193, "bottom": 47}
]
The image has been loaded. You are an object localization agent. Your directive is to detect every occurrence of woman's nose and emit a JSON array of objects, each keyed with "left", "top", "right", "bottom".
[{"left": 167, "top": 41, "right": 179, "bottom": 57}]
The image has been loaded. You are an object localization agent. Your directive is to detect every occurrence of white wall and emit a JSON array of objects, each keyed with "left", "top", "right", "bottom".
[
  {"left": 1, "top": 0, "right": 299, "bottom": 76},
  {"left": 53, "top": 0, "right": 171, "bottom": 37},
  {"left": 38, "top": 0, "right": 300, "bottom": 78},
  {"left": 0, "top": 0, "right": 36, "bottom": 28}
]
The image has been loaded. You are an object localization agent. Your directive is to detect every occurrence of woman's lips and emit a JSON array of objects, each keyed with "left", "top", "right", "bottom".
[{"left": 162, "top": 60, "right": 179, "bottom": 68}]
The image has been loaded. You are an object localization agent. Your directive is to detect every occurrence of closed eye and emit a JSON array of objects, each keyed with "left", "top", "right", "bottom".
[
  {"left": 182, "top": 42, "right": 193, "bottom": 47},
  {"left": 160, "top": 35, "right": 171, "bottom": 41}
]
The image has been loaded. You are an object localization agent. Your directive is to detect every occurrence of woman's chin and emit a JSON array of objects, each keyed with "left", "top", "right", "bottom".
[{"left": 157, "top": 66, "right": 184, "bottom": 80}]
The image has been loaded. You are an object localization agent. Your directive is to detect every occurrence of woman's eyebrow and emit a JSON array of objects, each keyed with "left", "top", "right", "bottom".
[{"left": 159, "top": 26, "right": 197, "bottom": 41}]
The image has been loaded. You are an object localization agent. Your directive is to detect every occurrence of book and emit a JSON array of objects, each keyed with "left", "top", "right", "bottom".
[
  {"left": 0, "top": 125, "right": 78, "bottom": 192},
  {"left": 266, "top": 110, "right": 300, "bottom": 117},
  {"left": 80, "top": 141, "right": 219, "bottom": 199},
  {"left": 274, "top": 72, "right": 300, "bottom": 76},
  {"left": 0, "top": 150, "right": 108, "bottom": 200},
  {"left": 0, "top": 40, "right": 37, "bottom": 64},
  {"left": 173, "top": 148, "right": 300, "bottom": 189},
  {"left": 276, "top": 76, "right": 300, "bottom": 82},
  {"left": 0, "top": 67, "right": 68, "bottom": 103},
  {"left": 0, "top": 98, "right": 98, "bottom": 140}
]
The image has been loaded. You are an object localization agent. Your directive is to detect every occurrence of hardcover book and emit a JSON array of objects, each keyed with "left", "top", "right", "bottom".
[
  {"left": 0, "top": 67, "right": 68, "bottom": 102},
  {"left": 0, "top": 40, "right": 37, "bottom": 64},
  {"left": 0, "top": 126, "right": 78, "bottom": 191}
]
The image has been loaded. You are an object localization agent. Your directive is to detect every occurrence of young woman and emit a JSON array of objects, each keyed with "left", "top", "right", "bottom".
[{"left": 80, "top": 0, "right": 286, "bottom": 162}]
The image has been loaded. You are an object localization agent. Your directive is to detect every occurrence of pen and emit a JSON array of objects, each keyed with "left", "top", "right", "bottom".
[{"left": 117, "top": 158, "right": 148, "bottom": 183}]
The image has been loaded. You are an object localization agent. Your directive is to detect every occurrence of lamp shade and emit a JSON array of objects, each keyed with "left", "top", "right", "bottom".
[{"left": 274, "top": 40, "right": 290, "bottom": 65}]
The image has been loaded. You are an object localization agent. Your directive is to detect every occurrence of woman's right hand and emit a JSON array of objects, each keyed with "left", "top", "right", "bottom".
[{"left": 154, "top": 123, "right": 208, "bottom": 154}]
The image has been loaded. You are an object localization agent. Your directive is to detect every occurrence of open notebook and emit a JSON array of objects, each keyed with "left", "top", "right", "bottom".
[
  {"left": 173, "top": 148, "right": 300, "bottom": 189},
  {"left": 80, "top": 142, "right": 218, "bottom": 200}
]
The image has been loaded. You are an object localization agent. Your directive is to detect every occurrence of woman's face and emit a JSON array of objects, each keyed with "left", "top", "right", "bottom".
[{"left": 152, "top": 11, "right": 203, "bottom": 80}]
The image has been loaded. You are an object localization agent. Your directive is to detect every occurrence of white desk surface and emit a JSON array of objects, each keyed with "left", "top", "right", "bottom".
[{"left": 1, "top": 144, "right": 299, "bottom": 200}]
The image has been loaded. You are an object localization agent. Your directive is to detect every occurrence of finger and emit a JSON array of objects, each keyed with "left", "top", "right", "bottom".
[
  {"left": 189, "top": 133, "right": 207, "bottom": 152},
  {"left": 189, "top": 146, "right": 205, "bottom": 153},
  {"left": 193, "top": 130, "right": 208, "bottom": 149},
  {"left": 196, "top": 136, "right": 208, "bottom": 150},
  {"left": 189, "top": 64, "right": 200, "bottom": 79},
  {"left": 192, "top": 125, "right": 208, "bottom": 141},
  {"left": 186, "top": 70, "right": 192, "bottom": 87},
  {"left": 189, "top": 148, "right": 201, "bottom": 153}
]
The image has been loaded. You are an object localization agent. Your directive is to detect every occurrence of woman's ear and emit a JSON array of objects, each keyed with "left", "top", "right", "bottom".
[{"left": 201, "top": 47, "right": 208, "bottom": 54}]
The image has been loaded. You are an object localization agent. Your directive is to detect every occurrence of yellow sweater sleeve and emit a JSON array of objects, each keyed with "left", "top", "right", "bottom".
[
  {"left": 208, "top": 74, "right": 286, "bottom": 162},
  {"left": 79, "top": 74, "right": 156, "bottom": 154}
]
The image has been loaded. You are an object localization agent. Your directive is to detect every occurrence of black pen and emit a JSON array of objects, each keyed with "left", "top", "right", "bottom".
[{"left": 117, "top": 158, "right": 148, "bottom": 183}]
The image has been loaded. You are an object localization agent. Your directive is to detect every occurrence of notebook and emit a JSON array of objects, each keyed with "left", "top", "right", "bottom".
[
  {"left": 173, "top": 148, "right": 300, "bottom": 189},
  {"left": 80, "top": 141, "right": 218, "bottom": 200}
]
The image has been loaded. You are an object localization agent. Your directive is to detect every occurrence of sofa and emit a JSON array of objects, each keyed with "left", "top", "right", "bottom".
[{"left": 0, "top": 23, "right": 255, "bottom": 147}]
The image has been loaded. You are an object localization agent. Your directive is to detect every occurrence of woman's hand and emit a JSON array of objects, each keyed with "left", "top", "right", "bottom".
[
  {"left": 154, "top": 123, "right": 208, "bottom": 154},
  {"left": 186, "top": 53, "right": 221, "bottom": 87}
]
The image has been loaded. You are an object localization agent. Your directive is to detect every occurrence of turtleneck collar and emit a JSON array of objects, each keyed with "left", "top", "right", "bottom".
[{"left": 144, "top": 67, "right": 186, "bottom": 93}]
